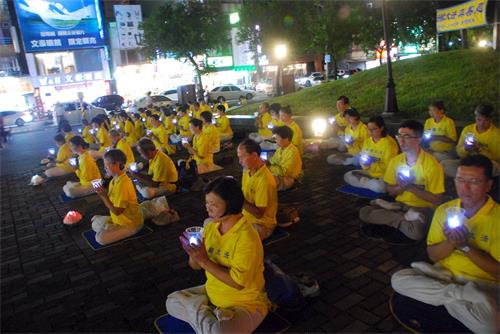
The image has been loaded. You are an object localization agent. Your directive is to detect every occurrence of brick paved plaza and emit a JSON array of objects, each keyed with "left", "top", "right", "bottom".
[{"left": 0, "top": 128, "right": 432, "bottom": 333}]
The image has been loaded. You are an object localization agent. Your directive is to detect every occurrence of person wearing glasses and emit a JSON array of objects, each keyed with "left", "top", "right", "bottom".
[
  {"left": 391, "top": 155, "right": 499, "bottom": 333},
  {"left": 442, "top": 104, "right": 499, "bottom": 178},
  {"left": 359, "top": 120, "right": 445, "bottom": 241}
]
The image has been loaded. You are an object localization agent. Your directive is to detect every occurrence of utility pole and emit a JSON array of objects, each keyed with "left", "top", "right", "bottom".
[{"left": 381, "top": 0, "right": 398, "bottom": 114}]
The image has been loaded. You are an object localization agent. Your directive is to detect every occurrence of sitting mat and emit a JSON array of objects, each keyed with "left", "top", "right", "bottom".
[
  {"left": 263, "top": 229, "right": 290, "bottom": 247},
  {"left": 58, "top": 191, "right": 96, "bottom": 203},
  {"left": 336, "top": 184, "right": 383, "bottom": 199},
  {"left": 82, "top": 226, "right": 153, "bottom": 250}
]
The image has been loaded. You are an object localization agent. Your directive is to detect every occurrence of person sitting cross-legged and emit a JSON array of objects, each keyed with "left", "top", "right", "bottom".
[
  {"left": 267, "top": 126, "right": 302, "bottom": 191},
  {"left": 321, "top": 95, "right": 350, "bottom": 151},
  {"left": 201, "top": 111, "right": 220, "bottom": 153},
  {"left": 91, "top": 149, "right": 144, "bottom": 245},
  {"left": 183, "top": 118, "right": 219, "bottom": 174},
  {"left": 279, "top": 105, "right": 303, "bottom": 155},
  {"left": 423, "top": 100, "right": 457, "bottom": 161},
  {"left": 215, "top": 105, "right": 233, "bottom": 142},
  {"left": 359, "top": 120, "right": 445, "bottom": 241},
  {"left": 109, "top": 129, "right": 134, "bottom": 169},
  {"left": 62, "top": 136, "right": 101, "bottom": 199},
  {"left": 344, "top": 116, "right": 399, "bottom": 193},
  {"left": 132, "top": 138, "right": 178, "bottom": 199},
  {"left": 249, "top": 102, "right": 273, "bottom": 143},
  {"left": 44, "top": 134, "right": 75, "bottom": 178},
  {"left": 391, "top": 154, "right": 499, "bottom": 333},
  {"left": 237, "top": 139, "right": 278, "bottom": 240},
  {"left": 166, "top": 176, "right": 268, "bottom": 334}
]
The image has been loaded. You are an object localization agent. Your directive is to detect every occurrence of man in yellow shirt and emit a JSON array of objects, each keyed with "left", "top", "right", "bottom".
[
  {"left": 92, "top": 149, "right": 144, "bottom": 245},
  {"left": 44, "top": 134, "right": 75, "bottom": 178},
  {"left": 215, "top": 105, "right": 233, "bottom": 142},
  {"left": 327, "top": 108, "right": 368, "bottom": 166},
  {"left": 198, "top": 98, "right": 211, "bottom": 113},
  {"left": 177, "top": 107, "right": 192, "bottom": 139},
  {"left": 391, "top": 155, "right": 499, "bottom": 333},
  {"left": 268, "top": 126, "right": 302, "bottom": 191},
  {"left": 322, "top": 96, "right": 351, "bottom": 151},
  {"left": 237, "top": 139, "right": 278, "bottom": 240},
  {"left": 359, "top": 120, "right": 445, "bottom": 240},
  {"left": 442, "top": 104, "right": 499, "bottom": 178},
  {"left": 249, "top": 103, "right": 273, "bottom": 143},
  {"left": 200, "top": 111, "right": 220, "bottom": 153},
  {"left": 109, "top": 130, "right": 135, "bottom": 169},
  {"left": 279, "top": 105, "right": 303, "bottom": 155},
  {"left": 133, "top": 138, "right": 178, "bottom": 199},
  {"left": 147, "top": 115, "right": 169, "bottom": 151},
  {"left": 423, "top": 101, "right": 457, "bottom": 161},
  {"left": 183, "top": 119, "right": 221, "bottom": 174}
]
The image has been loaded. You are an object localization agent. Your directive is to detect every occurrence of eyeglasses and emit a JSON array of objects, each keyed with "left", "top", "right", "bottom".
[
  {"left": 396, "top": 134, "right": 419, "bottom": 140},
  {"left": 455, "top": 177, "right": 486, "bottom": 186}
]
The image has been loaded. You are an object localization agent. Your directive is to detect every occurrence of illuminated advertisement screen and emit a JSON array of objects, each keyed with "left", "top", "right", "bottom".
[{"left": 14, "top": 0, "right": 104, "bottom": 52}]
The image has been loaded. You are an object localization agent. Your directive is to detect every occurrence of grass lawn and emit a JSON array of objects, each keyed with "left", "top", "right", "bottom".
[{"left": 229, "top": 49, "right": 499, "bottom": 123}]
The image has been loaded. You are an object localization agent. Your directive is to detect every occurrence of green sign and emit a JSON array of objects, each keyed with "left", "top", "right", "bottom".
[{"left": 234, "top": 65, "right": 256, "bottom": 71}]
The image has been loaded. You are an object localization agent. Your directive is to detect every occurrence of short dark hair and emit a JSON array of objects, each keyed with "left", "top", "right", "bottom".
[
  {"left": 104, "top": 149, "right": 126, "bottom": 170},
  {"left": 216, "top": 104, "right": 226, "bottom": 113},
  {"left": 272, "top": 125, "right": 293, "bottom": 141},
  {"left": 62, "top": 123, "right": 72, "bottom": 133},
  {"left": 69, "top": 135, "right": 89, "bottom": 149},
  {"left": 204, "top": 176, "right": 244, "bottom": 216},
  {"left": 269, "top": 103, "right": 281, "bottom": 113},
  {"left": 430, "top": 101, "right": 445, "bottom": 111},
  {"left": 345, "top": 108, "right": 360, "bottom": 119},
  {"left": 280, "top": 105, "right": 292, "bottom": 115},
  {"left": 137, "top": 138, "right": 156, "bottom": 153},
  {"left": 367, "top": 115, "right": 387, "bottom": 137},
  {"left": 150, "top": 114, "right": 160, "bottom": 121},
  {"left": 474, "top": 104, "right": 494, "bottom": 118},
  {"left": 337, "top": 96, "right": 350, "bottom": 104},
  {"left": 399, "top": 120, "right": 424, "bottom": 137},
  {"left": 458, "top": 154, "right": 493, "bottom": 179},
  {"left": 189, "top": 118, "right": 203, "bottom": 129},
  {"left": 54, "top": 134, "right": 65, "bottom": 143},
  {"left": 239, "top": 138, "right": 261, "bottom": 155},
  {"left": 201, "top": 111, "right": 212, "bottom": 123},
  {"left": 119, "top": 111, "right": 128, "bottom": 119},
  {"left": 109, "top": 129, "right": 120, "bottom": 137}
]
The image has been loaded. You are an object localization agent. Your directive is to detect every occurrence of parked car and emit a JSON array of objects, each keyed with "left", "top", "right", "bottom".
[
  {"left": 91, "top": 95, "right": 124, "bottom": 111},
  {"left": 161, "top": 89, "right": 178, "bottom": 102},
  {"left": 208, "top": 84, "right": 255, "bottom": 101},
  {"left": 295, "top": 72, "right": 324, "bottom": 87},
  {"left": 130, "top": 95, "right": 175, "bottom": 110},
  {"left": 255, "top": 79, "right": 274, "bottom": 96},
  {"left": 0, "top": 110, "right": 33, "bottom": 127},
  {"left": 49, "top": 102, "right": 106, "bottom": 126}
]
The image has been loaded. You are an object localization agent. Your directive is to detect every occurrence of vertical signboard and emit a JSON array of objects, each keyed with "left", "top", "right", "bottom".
[{"left": 113, "top": 4, "right": 143, "bottom": 49}]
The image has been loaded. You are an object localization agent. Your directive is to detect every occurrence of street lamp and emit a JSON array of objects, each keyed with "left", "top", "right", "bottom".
[
  {"left": 381, "top": 0, "right": 398, "bottom": 114},
  {"left": 274, "top": 44, "right": 287, "bottom": 96}
]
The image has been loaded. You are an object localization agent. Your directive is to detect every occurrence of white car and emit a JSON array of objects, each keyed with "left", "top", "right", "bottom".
[
  {"left": 255, "top": 80, "right": 274, "bottom": 96},
  {"left": 0, "top": 110, "right": 33, "bottom": 127},
  {"left": 296, "top": 72, "right": 324, "bottom": 87},
  {"left": 161, "top": 89, "right": 178, "bottom": 102},
  {"left": 131, "top": 95, "right": 175, "bottom": 110},
  {"left": 208, "top": 84, "right": 255, "bottom": 101},
  {"left": 49, "top": 102, "right": 106, "bottom": 126}
]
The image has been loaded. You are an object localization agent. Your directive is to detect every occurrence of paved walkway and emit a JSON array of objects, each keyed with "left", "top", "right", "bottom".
[{"left": 0, "top": 130, "right": 429, "bottom": 333}]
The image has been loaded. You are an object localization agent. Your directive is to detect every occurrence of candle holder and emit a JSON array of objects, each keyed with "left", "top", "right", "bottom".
[
  {"left": 397, "top": 165, "right": 413, "bottom": 181},
  {"left": 464, "top": 132, "right": 475, "bottom": 146},
  {"left": 185, "top": 226, "right": 203, "bottom": 246},
  {"left": 328, "top": 117, "right": 336, "bottom": 125},
  {"left": 267, "top": 123, "right": 274, "bottom": 129},
  {"left": 129, "top": 162, "right": 138, "bottom": 172},
  {"left": 446, "top": 207, "right": 466, "bottom": 229},
  {"left": 359, "top": 152, "right": 371, "bottom": 165},
  {"left": 344, "top": 134, "right": 353, "bottom": 145},
  {"left": 48, "top": 148, "right": 56, "bottom": 155},
  {"left": 69, "top": 158, "right": 78, "bottom": 167},
  {"left": 423, "top": 130, "right": 432, "bottom": 140}
]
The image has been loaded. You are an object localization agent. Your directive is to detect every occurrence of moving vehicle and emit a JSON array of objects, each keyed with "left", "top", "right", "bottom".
[
  {"left": 0, "top": 110, "right": 33, "bottom": 127},
  {"left": 295, "top": 72, "right": 324, "bottom": 87},
  {"left": 91, "top": 95, "right": 124, "bottom": 111},
  {"left": 208, "top": 84, "right": 255, "bottom": 101}
]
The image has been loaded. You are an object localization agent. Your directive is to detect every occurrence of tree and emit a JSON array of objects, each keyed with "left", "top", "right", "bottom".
[{"left": 141, "top": 1, "right": 231, "bottom": 98}]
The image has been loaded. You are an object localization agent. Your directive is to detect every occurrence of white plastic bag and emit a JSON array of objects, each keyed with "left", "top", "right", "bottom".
[
  {"left": 140, "top": 196, "right": 180, "bottom": 226},
  {"left": 29, "top": 174, "right": 46, "bottom": 186}
]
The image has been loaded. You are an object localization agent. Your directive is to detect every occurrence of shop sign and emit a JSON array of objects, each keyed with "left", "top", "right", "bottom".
[
  {"left": 114, "top": 5, "right": 143, "bottom": 49},
  {"left": 38, "top": 71, "right": 103, "bottom": 86},
  {"left": 436, "top": 0, "right": 488, "bottom": 33}
]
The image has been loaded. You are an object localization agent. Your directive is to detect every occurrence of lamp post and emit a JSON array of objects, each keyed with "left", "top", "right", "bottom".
[
  {"left": 274, "top": 44, "right": 287, "bottom": 96},
  {"left": 381, "top": 0, "right": 398, "bottom": 114}
]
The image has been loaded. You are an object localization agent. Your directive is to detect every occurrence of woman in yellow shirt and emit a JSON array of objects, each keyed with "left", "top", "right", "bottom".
[
  {"left": 92, "top": 149, "right": 143, "bottom": 245},
  {"left": 215, "top": 96, "right": 229, "bottom": 113},
  {"left": 344, "top": 116, "right": 399, "bottom": 193},
  {"left": 215, "top": 104, "right": 233, "bottom": 142},
  {"left": 118, "top": 112, "right": 138, "bottom": 146},
  {"left": 44, "top": 134, "right": 75, "bottom": 178},
  {"left": 81, "top": 119, "right": 95, "bottom": 145},
  {"left": 89, "top": 117, "right": 112, "bottom": 159},
  {"left": 63, "top": 136, "right": 102, "bottom": 198},
  {"left": 132, "top": 113, "right": 145, "bottom": 139},
  {"left": 166, "top": 176, "right": 268, "bottom": 333}
]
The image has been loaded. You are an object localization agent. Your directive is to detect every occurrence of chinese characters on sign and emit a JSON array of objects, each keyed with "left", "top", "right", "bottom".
[
  {"left": 38, "top": 71, "right": 104, "bottom": 86},
  {"left": 436, "top": 0, "right": 488, "bottom": 33},
  {"left": 113, "top": 5, "right": 143, "bottom": 49}
]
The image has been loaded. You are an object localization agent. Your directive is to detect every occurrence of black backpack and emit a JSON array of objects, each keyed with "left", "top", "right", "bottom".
[{"left": 177, "top": 158, "right": 198, "bottom": 190}]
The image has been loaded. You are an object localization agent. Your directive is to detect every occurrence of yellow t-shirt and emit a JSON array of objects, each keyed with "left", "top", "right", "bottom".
[
  {"left": 55, "top": 143, "right": 75, "bottom": 173},
  {"left": 124, "top": 120, "right": 137, "bottom": 145},
  {"left": 345, "top": 122, "right": 369, "bottom": 156},
  {"left": 361, "top": 136, "right": 399, "bottom": 178},
  {"left": 285, "top": 121, "right": 304, "bottom": 155},
  {"left": 82, "top": 126, "right": 95, "bottom": 144},
  {"left": 116, "top": 139, "right": 135, "bottom": 167},
  {"left": 424, "top": 116, "right": 457, "bottom": 152},
  {"left": 203, "top": 216, "right": 268, "bottom": 313},
  {"left": 192, "top": 132, "right": 213, "bottom": 167},
  {"left": 108, "top": 173, "right": 143, "bottom": 227},
  {"left": 76, "top": 151, "right": 101, "bottom": 186},
  {"left": 216, "top": 102, "right": 229, "bottom": 112},
  {"left": 456, "top": 124, "right": 500, "bottom": 161},
  {"left": 427, "top": 197, "right": 499, "bottom": 283},
  {"left": 384, "top": 150, "right": 445, "bottom": 208},
  {"left": 258, "top": 112, "right": 273, "bottom": 137},
  {"left": 148, "top": 150, "right": 178, "bottom": 188},
  {"left": 269, "top": 143, "right": 302, "bottom": 179},
  {"left": 242, "top": 165, "right": 277, "bottom": 230},
  {"left": 163, "top": 116, "right": 175, "bottom": 134},
  {"left": 200, "top": 103, "right": 211, "bottom": 113},
  {"left": 64, "top": 132, "right": 75, "bottom": 142},
  {"left": 203, "top": 124, "right": 220, "bottom": 152},
  {"left": 151, "top": 126, "right": 168, "bottom": 150},
  {"left": 178, "top": 115, "right": 191, "bottom": 138},
  {"left": 97, "top": 127, "right": 112, "bottom": 151},
  {"left": 271, "top": 118, "right": 284, "bottom": 127},
  {"left": 192, "top": 109, "right": 202, "bottom": 120},
  {"left": 134, "top": 120, "right": 145, "bottom": 139},
  {"left": 334, "top": 112, "right": 348, "bottom": 135},
  {"left": 217, "top": 115, "right": 233, "bottom": 137}
]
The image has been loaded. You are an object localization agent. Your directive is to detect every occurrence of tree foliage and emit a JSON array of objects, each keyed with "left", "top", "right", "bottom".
[{"left": 141, "top": 0, "right": 231, "bottom": 95}]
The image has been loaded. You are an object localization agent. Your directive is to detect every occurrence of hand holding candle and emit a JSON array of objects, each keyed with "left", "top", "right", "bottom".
[
  {"left": 423, "top": 130, "right": 432, "bottom": 140},
  {"left": 48, "top": 148, "right": 56, "bottom": 156}
]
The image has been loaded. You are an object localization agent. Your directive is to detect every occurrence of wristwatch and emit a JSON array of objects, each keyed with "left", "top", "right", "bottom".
[{"left": 459, "top": 245, "right": 471, "bottom": 254}]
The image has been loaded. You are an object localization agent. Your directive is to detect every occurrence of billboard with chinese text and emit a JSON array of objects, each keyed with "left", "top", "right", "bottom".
[
  {"left": 436, "top": 0, "right": 488, "bottom": 33},
  {"left": 14, "top": 0, "right": 105, "bottom": 52}
]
